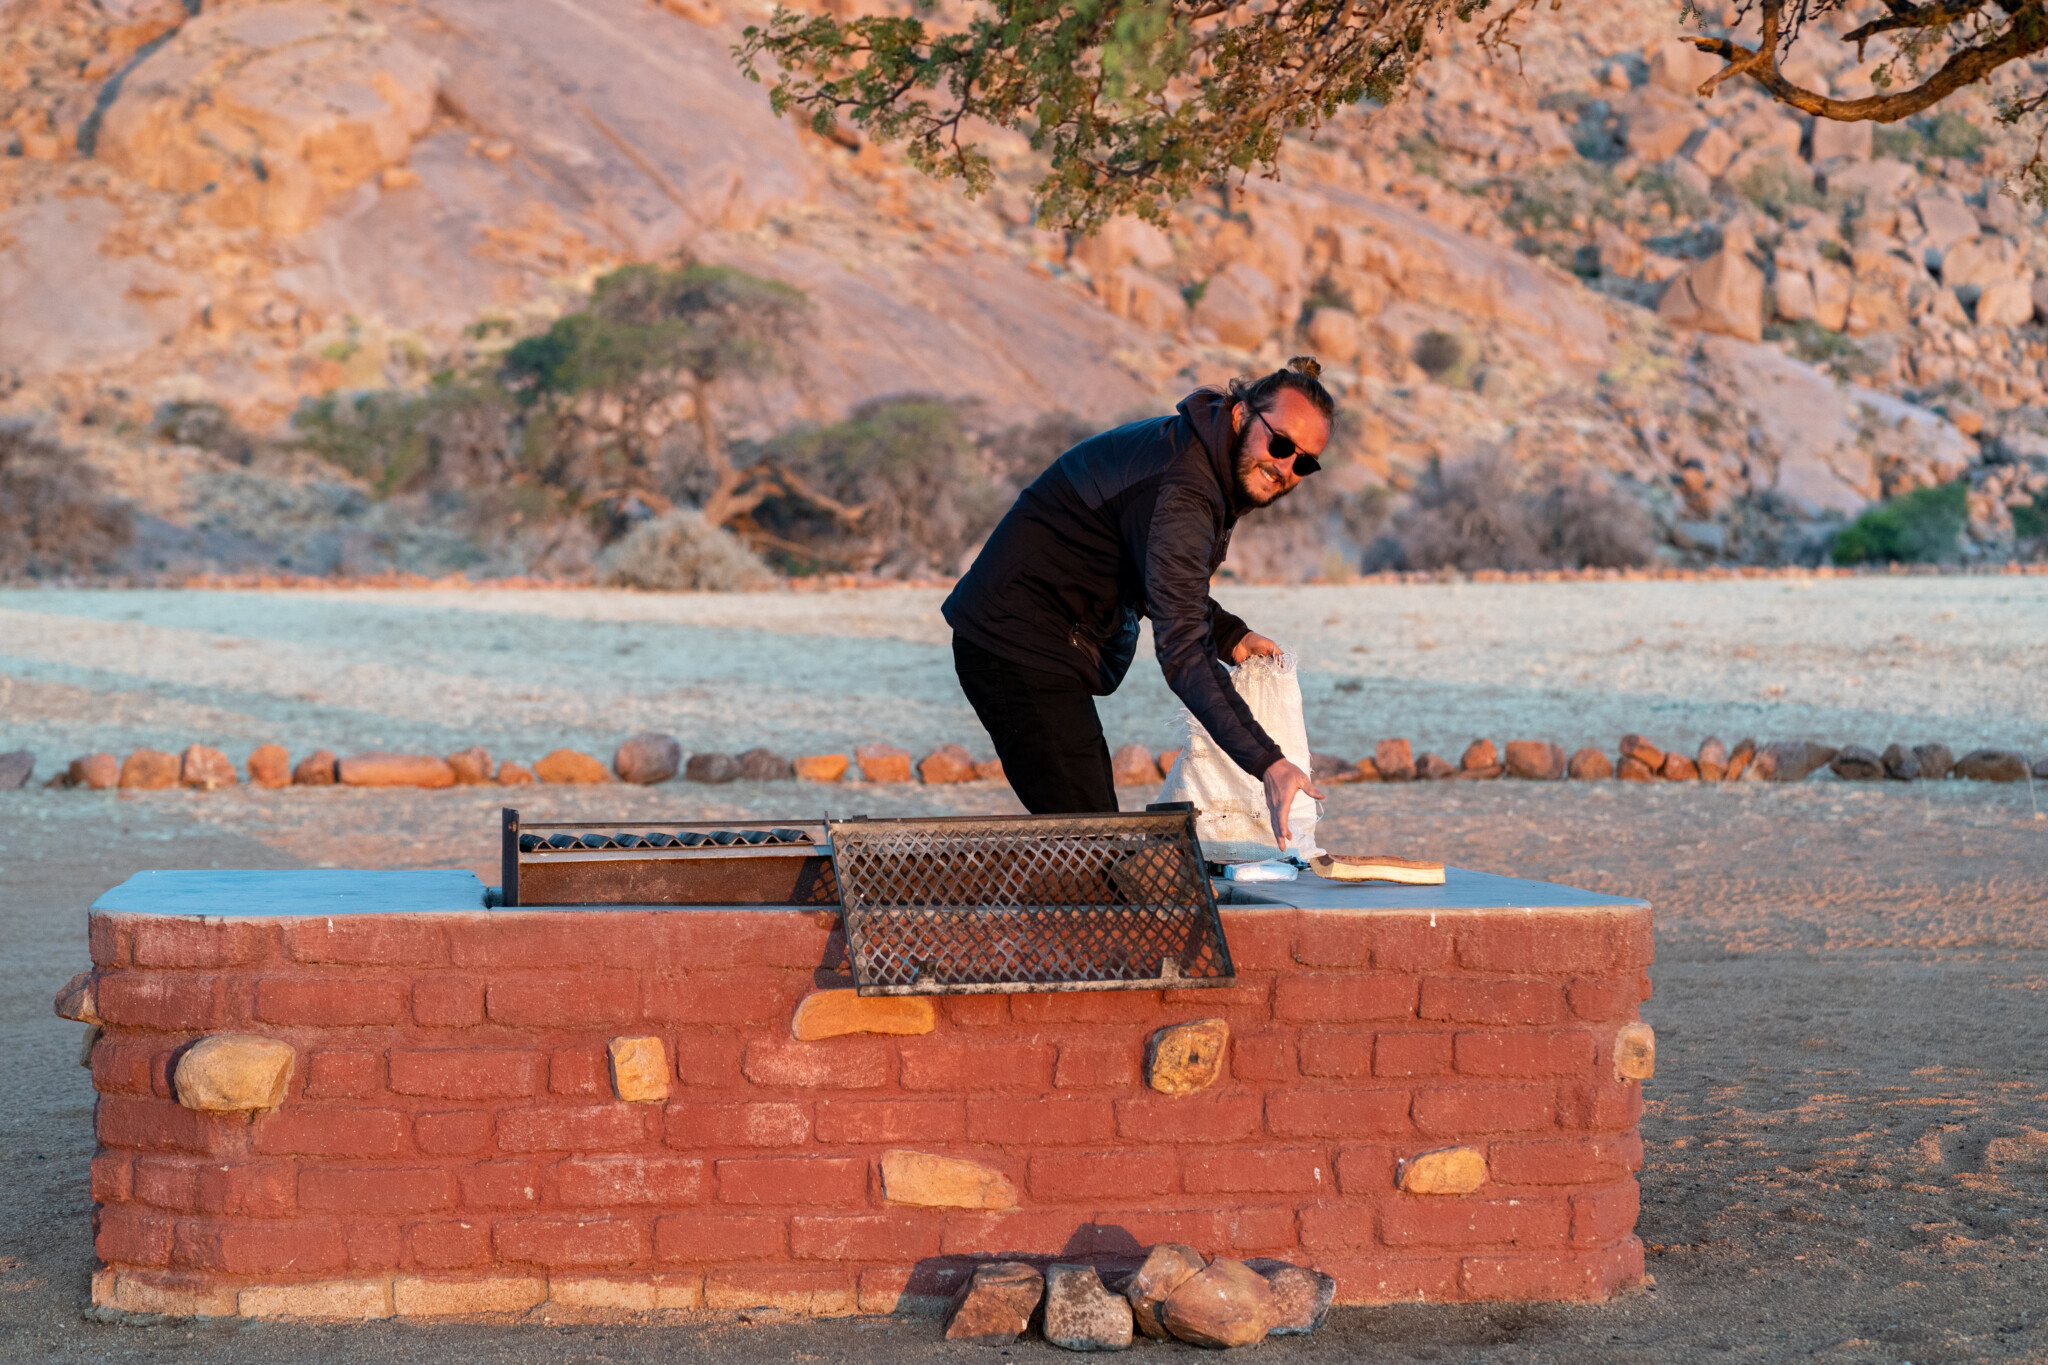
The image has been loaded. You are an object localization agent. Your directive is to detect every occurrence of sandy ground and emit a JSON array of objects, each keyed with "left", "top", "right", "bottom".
[
  {"left": 1, "top": 577, "right": 2044, "bottom": 771},
  {"left": 3, "top": 580, "right": 2047, "bottom": 1362}
]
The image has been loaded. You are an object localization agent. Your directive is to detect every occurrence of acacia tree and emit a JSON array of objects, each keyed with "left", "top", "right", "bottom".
[
  {"left": 503, "top": 262, "right": 859, "bottom": 530},
  {"left": 735, "top": 0, "right": 2048, "bottom": 225}
]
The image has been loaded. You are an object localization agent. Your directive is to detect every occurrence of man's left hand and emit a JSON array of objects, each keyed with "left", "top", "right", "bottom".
[
  {"left": 1231, "top": 631, "right": 1283, "bottom": 663},
  {"left": 1262, "top": 758, "right": 1325, "bottom": 848}
]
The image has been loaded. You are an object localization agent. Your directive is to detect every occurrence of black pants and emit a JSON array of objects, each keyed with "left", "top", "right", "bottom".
[{"left": 953, "top": 637, "right": 1117, "bottom": 815}]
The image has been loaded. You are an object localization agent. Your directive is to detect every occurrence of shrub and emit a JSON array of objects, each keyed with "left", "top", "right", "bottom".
[
  {"left": 0, "top": 423, "right": 134, "bottom": 579},
  {"left": 1371, "top": 451, "right": 1655, "bottom": 571},
  {"left": 294, "top": 384, "right": 520, "bottom": 496},
  {"left": 1830, "top": 480, "right": 1967, "bottom": 564},
  {"left": 596, "top": 509, "right": 772, "bottom": 591}
]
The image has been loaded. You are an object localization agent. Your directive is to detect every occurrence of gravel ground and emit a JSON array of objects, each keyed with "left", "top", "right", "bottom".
[{"left": 0, "top": 576, "right": 2043, "bottom": 771}]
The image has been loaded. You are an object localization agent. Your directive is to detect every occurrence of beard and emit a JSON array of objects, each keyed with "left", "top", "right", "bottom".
[{"left": 1231, "top": 421, "right": 1297, "bottom": 510}]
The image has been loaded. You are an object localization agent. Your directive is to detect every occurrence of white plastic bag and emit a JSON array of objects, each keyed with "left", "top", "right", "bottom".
[{"left": 1155, "top": 650, "right": 1322, "bottom": 863}]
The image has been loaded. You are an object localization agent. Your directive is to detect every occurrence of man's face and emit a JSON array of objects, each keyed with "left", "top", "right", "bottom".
[{"left": 1231, "top": 389, "right": 1330, "bottom": 510}]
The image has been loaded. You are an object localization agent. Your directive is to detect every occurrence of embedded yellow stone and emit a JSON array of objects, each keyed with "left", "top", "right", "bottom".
[
  {"left": 548, "top": 1276, "right": 703, "bottom": 1311},
  {"left": 174, "top": 1035, "right": 295, "bottom": 1112},
  {"left": 54, "top": 970, "right": 100, "bottom": 1024},
  {"left": 1615, "top": 1022, "right": 1656, "bottom": 1080},
  {"left": 790, "top": 989, "right": 936, "bottom": 1041},
  {"left": 1145, "top": 1018, "right": 1229, "bottom": 1096},
  {"left": 608, "top": 1036, "right": 671, "bottom": 1103},
  {"left": 1397, "top": 1146, "right": 1487, "bottom": 1196},
  {"left": 881, "top": 1149, "right": 1019, "bottom": 1210},
  {"left": 238, "top": 1280, "right": 392, "bottom": 1319}
]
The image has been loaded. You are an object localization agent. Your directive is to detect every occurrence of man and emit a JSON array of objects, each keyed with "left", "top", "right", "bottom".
[{"left": 944, "top": 357, "right": 1331, "bottom": 847}]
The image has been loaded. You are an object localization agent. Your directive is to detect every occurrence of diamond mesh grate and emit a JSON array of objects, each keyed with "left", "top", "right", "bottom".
[{"left": 828, "top": 811, "right": 1233, "bottom": 995}]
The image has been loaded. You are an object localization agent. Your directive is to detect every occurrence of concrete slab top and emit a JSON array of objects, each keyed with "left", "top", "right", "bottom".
[
  {"left": 89, "top": 865, "right": 1642, "bottom": 918},
  {"left": 1217, "top": 865, "right": 1647, "bottom": 912},
  {"left": 92, "top": 869, "right": 487, "bottom": 918}
]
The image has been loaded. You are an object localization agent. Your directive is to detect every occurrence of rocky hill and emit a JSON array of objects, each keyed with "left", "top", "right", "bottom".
[{"left": 2, "top": 0, "right": 2045, "bottom": 578}]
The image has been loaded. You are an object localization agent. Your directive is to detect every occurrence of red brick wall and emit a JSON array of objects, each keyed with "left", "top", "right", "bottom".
[{"left": 85, "top": 902, "right": 1652, "bottom": 1315}]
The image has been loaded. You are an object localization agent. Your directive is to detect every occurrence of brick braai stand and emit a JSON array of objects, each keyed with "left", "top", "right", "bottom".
[{"left": 80, "top": 868, "right": 1652, "bottom": 1320}]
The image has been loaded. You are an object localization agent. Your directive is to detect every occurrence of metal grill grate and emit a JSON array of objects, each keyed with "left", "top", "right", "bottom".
[{"left": 828, "top": 811, "right": 1233, "bottom": 996}]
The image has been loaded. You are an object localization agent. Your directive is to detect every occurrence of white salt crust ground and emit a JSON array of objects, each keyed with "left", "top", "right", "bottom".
[{"left": 0, "top": 576, "right": 2043, "bottom": 770}]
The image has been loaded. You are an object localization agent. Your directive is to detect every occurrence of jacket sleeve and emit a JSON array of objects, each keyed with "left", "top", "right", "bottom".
[
  {"left": 1208, "top": 601, "right": 1251, "bottom": 663},
  {"left": 1144, "top": 486, "right": 1286, "bottom": 778}
]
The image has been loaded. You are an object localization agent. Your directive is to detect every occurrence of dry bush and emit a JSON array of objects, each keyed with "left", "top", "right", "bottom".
[
  {"left": 596, "top": 509, "right": 772, "bottom": 591},
  {"left": 1371, "top": 451, "right": 1654, "bottom": 572},
  {"left": 0, "top": 423, "right": 134, "bottom": 579}
]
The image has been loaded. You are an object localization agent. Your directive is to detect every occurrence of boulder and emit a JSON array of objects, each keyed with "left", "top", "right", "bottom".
[
  {"left": 1617, "top": 755, "right": 1657, "bottom": 782},
  {"left": 1126, "top": 1244, "right": 1206, "bottom": 1340},
  {"left": 1373, "top": 738, "right": 1415, "bottom": 782},
  {"left": 1243, "top": 1260, "right": 1335, "bottom": 1336},
  {"left": 1311, "top": 752, "right": 1364, "bottom": 784},
  {"left": 1649, "top": 41, "right": 1723, "bottom": 95},
  {"left": 496, "top": 761, "right": 535, "bottom": 785},
  {"left": 1976, "top": 277, "right": 2037, "bottom": 327},
  {"left": 614, "top": 732, "right": 681, "bottom": 784},
  {"left": 1830, "top": 745, "right": 1885, "bottom": 781},
  {"left": 1503, "top": 740, "right": 1565, "bottom": 781},
  {"left": 684, "top": 752, "right": 741, "bottom": 784},
  {"left": 1397, "top": 1146, "right": 1488, "bottom": 1194},
  {"left": 1567, "top": 748, "right": 1613, "bottom": 781},
  {"left": 53, "top": 971, "right": 101, "bottom": 1024},
  {"left": 606, "top": 1036, "right": 669, "bottom": 1103},
  {"left": 1810, "top": 117, "right": 1872, "bottom": 163},
  {"left": 1043, "top": 1263, "right": 1134, "bottom": 1352},
  {"left": 2034, "top": 757, "right": 2048, "bottom": 781},
  {"left": 1880, "top": 743, "right": 1922, "bottom": 781},
  {"left": 1912, "top": 744, "right": 1956, "bottom": 780},
  {"left": 1755, "top": 741, "right": 1837, "bottom": 782},
  {"left": 791, "top": 989, "right": 936, "bottom": 1040},
  {"left": 1660, "top": 243, "right": 1765, "bottom": 343},
  {"left": 1305, "top": 306, "right": 1362, "bottom": 365},
  {"left": 794, "top": 754, "right": 850, "bottom": 782},
  {"left": 536, "top": 749, "right": 610, "bottom": 784},
  {"left": 1191, "top": 262, "right": 1280, "bottom": 350},
  {"left": 339, "top": 752, "right": 457, "bottom": 788},
  {"left": 879, "top": 1150, "right": 1018, "bottom": 1210},
  {"left": 1161, "top": 1259, "right": 1275, "bottom": 1348},
  {"left": 1620, "top": 89, "right": 1707, "bottom": 160},
  {"left": 292, "top": 749, "right": 338, "bottom": 785},
  {"left": 1726, "top": 738, "right": 1757, "bottom": 782},
  {"left": 445, "top": 746, "right": 493, "bottom": 785},
  {"left": 96, "top": 2, "right": 442, "bottom": 235},
  {"left": 119, "top": 749, "right": 180, "bottom": 790},
  {"left": 1661, "top": 752, "right": 1698, "bottom": 781},
  {"left": 1111, "top": 743, "right": 1163, "bottom": 786},
  {"left": 173, "top": 1034, "right": 295, "bottom": 1112},
  {"left": 737, "top": 747, "right": 794, "bottom": 781},
  {"left": 68, "top": 753, "right": 121, "bottom": 790},
  {"left": 1460, "top": 739, "right": 1499, "bottom": 772},
  {"left": 973, "top": 758, "right": 1006, "bottom": 782},
  {"left": 1619, "top": 733, "right": 1665, "bottom": 769},
  {"left": 1415, "top": 751, "right": 1457, "bottom": 781},
  {"left": 1070, "top": 214, "right": 1176, "bottom": 276},
  {"left": 246, "top": 744, "right": 290, "bottom": 789},
  {"left": 1155, "top": 748, "right": 1183, "bottom": 775},
  {"left": 921, "top": 744, "right": 978, "bottom": 785},
  {"left": 1146, "top": 1018, "right": 1229, "bottom": 1096},
  {"left": 180, "top": 744, "right": 237, "bottom": 790},
  {"left": 1697, "top": 737, "right": 1728, "bottom": 782},
  {"left": 1954, "top": 749, "right": 2029, "bottom": 782},
  {"left": 944, "top": 1262, "right": 1044, "bottom": 1346},
  {"left": 856, "top": 744, "right": 913, "bottom": 784}
]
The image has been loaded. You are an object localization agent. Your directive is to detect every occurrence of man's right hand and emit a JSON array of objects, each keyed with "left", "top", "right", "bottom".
[{"left": 1263, "top": 758, "right": 1325, "bottom": 849}]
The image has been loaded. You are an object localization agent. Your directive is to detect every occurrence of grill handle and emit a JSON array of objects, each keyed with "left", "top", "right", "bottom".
[{"left": 501, "top": 807, "right": 520, "bottom": 907}]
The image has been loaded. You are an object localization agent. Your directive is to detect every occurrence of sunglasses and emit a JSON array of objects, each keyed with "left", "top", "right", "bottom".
[{"left": 1248, "top": 404, "right": 1322, "bottom": 476}]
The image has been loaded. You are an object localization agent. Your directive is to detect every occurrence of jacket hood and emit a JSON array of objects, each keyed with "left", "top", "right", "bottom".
[{"left": 1176, "top": 387, "right": 1243, "bottom": 520}]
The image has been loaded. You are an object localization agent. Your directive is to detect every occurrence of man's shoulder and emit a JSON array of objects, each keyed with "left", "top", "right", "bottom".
[{"left": 1055, "top": 412, "right": 1196, "bottom": 509}]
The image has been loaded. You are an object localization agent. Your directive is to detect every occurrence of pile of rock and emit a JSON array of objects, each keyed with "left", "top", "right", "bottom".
[{"left": 945, "top": 1244, "right": 1333, "bottom": 1351}]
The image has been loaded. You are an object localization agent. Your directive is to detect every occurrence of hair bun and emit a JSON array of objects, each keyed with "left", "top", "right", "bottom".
[{"left": 1287, "top": 355, "right": 1322, "bottom": 380}]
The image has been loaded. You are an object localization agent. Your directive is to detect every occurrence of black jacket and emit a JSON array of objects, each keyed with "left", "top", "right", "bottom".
[{"left": 943, "top": 388, "right": 1285, "bottom": 778}]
